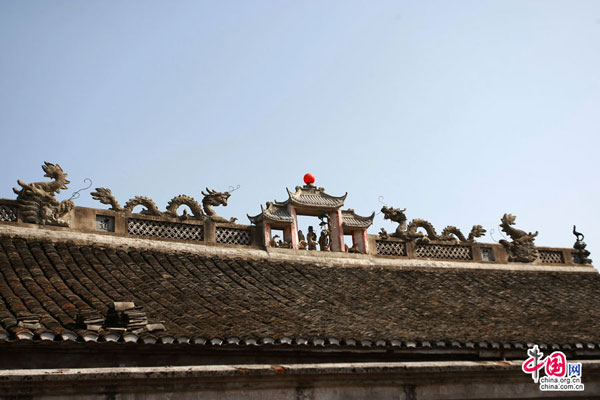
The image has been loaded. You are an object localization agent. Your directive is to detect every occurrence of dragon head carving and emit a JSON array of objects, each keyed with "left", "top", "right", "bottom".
[
  {"left": 501, "top": 213, "right": 517, "bottom": 227},
  {"left": 470, "top": 225, "right": 487, "bottom": 238},
  {"left": 381, "top": 206, "right": 407, "bottom": 225},
  {"left": 201, "top": 188, "right": 235, "bottom": 222},
  {"left": 381, "top": 206, "right": 411, "bottom": 239},
  {"left": 202, "top": 188, "right": 230, "bottom": 208}
]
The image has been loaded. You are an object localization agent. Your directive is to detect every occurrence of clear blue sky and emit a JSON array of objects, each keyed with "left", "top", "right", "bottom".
[{"left": 1, "top": 1, "right": 599, "bottom": 261}]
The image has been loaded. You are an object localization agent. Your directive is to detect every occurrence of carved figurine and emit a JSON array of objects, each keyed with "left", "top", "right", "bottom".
[
  {"left": 13, "top": 162, "right": 74, "bottom": 226},
  {"left": 306, "top": 226, "right": 318, "bottom": 250},
  {"left": 378, "top": 228, "right": 389, "bottom": 240},
  {"left": 573, "top": 226, "right": 592, "bottom": 264},
  {"left": 277, "top": 239, "right": 292, "bottom": 248},
  {"left": 319, "top": 229, "right": 330, "bottom": 251},
  {"left": 348, "top": 243, "right": 360, "bottom": 253},
  {"left": 380, "top": 206, "right": 486, "bottom": 243},
  {"left": 270, "top": 234, "right": 280, "bottom": 248},
  {"left": 499, "top": 214, "right": 538, "bottom": 263},
  {"left": 297, "top": 230, "right": 307, "bottom": 250},
  {"left": 318, "top": 214, "right": 328, "bottom": 229}
]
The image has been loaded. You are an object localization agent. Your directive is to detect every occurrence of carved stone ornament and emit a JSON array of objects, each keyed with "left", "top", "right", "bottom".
[
  {"left": 319, "top": 229, "right": 330, "bottom": 251},
  {"left": 306, "top": 226, "right": 318, "bottom": 251},
  {"left": 13, "top": 162, "right": 75, "bottom": 226},
  {"left": 91, "top": 186, "right": 236, "bottom": 223},
  {"left": 573, "top": 225, "right": 592, "bottom": 265},
  {"left": 499, "top": 213, "right": 538, "bottom": 263},
  {"left": 201, "top": 188, "right": 237, "bottom": 223},
  {"left": 380, "top": 206, "right": 486, "bottom": 243}
]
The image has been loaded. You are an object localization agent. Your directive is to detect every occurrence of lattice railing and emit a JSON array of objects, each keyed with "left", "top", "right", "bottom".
[
  {"left": 128, "top": 218, "right": 204, "bottom": 241},
  {"left": 216, "top": 227, "right": 251, "bottom": 246},
  {"left": 539, "top": 250, "right": 564, "bottom": 264},
  {"left": 376, "top": 240, "right": 407, "bottom": 256},
  {"left": 0, "top": 204, "right": 17, "bottom": 222},
  {"left": 415, "top": 243, "right": 473, "bottom": 260}
]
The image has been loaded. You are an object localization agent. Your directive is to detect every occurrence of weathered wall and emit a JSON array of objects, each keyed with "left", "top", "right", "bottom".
[{"left": 1, "top": 361, "right": 599, "bottom": 400}]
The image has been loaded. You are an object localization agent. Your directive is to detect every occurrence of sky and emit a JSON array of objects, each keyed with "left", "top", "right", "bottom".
[{"left": 1, "top": 1, "right": 599, "bottom": 263}]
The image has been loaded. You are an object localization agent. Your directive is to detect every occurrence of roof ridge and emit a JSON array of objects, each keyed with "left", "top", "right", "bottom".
[{"left": 0, "top": 224, "right": 596, "bottom": 274}]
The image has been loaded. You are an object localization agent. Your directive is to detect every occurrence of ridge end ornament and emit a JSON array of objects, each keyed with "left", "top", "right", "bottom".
[
  {"left": 499, "top": 213, "right": 538, "bottom": 263},
  {"left": 13, "top": 161, "right": 75, "bottom": 226},
  {"left": 573, "top": 225, "right": 592, "bottom": 264}
]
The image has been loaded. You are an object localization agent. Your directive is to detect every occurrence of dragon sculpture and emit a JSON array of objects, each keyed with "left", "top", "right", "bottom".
[
  {"left": 165, "top": 195, "right": 205, "bottom": 219},
  {"left": 380, "top": 206, "right": 486, "bottom": 243},
  {"left": 13, "top": 162, "right": 75, "bottom": 226},
  {"left": 499, "top": 213, "right": 538, "bottom": 263},
  {"left": 91, "top": 186, "right": 236, "bottom": 222},
  {"left": 201, "top": 188, "right": 236, "bottom": 223}
]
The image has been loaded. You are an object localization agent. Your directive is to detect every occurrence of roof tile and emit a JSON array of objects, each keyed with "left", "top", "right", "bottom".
[{"left": 0, "top": 235, "right": 598, "bottom": 348}]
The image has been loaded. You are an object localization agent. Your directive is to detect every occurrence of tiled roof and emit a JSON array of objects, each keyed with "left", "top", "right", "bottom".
[
  {"left": 1, "top": 234, "right": 599, "bottom": 348},
  {"left": 284, "top": 186, "right": 347, "bottom": 209},
  {"left": 341, "top": 210, "right": 375, "bottom": 229},
  {"left": 247, "top": 203, "right": 293, "bottom": 225}
]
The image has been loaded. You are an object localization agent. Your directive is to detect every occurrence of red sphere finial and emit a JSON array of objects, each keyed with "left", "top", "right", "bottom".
[{"left": 303, "top": 173, "right": 315, "bottom": 185}]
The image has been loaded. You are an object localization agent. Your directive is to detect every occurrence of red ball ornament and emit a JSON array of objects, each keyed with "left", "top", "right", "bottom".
[{"left": 303, "top": 173, "right": 315, "bottom": 185}]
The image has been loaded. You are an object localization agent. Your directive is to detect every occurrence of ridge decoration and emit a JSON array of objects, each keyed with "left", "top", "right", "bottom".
[
  {"left": 499, "top": 213, "right": 538, "bottom": 263},
  {"left": 572, "top": 225, "right": 592, "bottom": 265},
  {"left": 13, "top": 162, "right": 75, "bottom": 226},
  {"left": 91, "top": 186, "right": 236, "bottom": 222},
  {"left": 380, "top": 206, "right": 486, "bottom": 243}
]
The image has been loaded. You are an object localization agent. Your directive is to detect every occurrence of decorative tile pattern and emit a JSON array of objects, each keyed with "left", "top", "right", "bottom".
[
  {"left": 263, "top": 206, "right": 293, "bottom": 222},
  {"left": 416, "top": 244, "right": 472, "bottom": 260},
  {"left": 341, "top": 210, "right": 374, "bottom": 229},
  {"left": 375, "top": 240, "right": 407, "bottom": 256},
  {"left": 128, "top": 218, "right": 204, "bottom": 241},
  {"left": 0, "top": 204, "right": 17, "bottom": 222},
  {"left": 292, "top": 193, "right": 345, "bottom": 208},
  {"left": 539, "top": 250, "right": 564, "bottom": 264},
  {"left": 216, "top": 227, "right": 251, "bottom": 245}
]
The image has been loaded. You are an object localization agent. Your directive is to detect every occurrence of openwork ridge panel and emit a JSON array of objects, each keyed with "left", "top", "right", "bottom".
[
  {"left": 376, "top": 240, "right": 407, "bottom": 256},
  {"left": 216, "top": 227, "right": 251, "bottom": 245},
  {"left": 416, "top": 244, "right": 473, "bottom": 260},
  {"left": 539, "top": 250, "right": 564, "bottom": 264},
  {"left": 128, "top": 218, "right": 204, "bottom": 241},
  {"left": 0, "top": 204, "right": 17, "bottom": 222}
]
